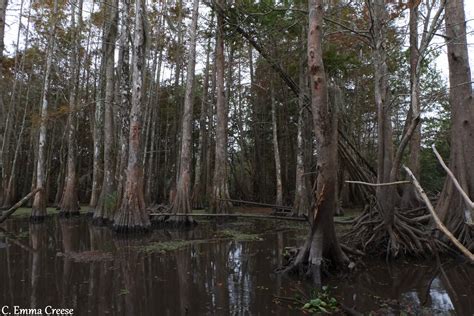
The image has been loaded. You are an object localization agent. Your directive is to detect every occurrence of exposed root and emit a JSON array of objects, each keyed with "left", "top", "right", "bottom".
[
  {"left": 281, "top": 224, "right": 350, "bottom": 287},
  {"left": 342, "top": 197, "right": 448, "bottom": 258}
]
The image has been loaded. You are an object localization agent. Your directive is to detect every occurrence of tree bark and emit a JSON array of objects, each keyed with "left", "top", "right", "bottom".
[
  {"left": 293, "top": 42, "right": 310, "bottom": 216},
  {"left": 93, "top": 0, "right": 118, "bottom": 224},
  {"left": 0, "top": 0, "right": 7, "bottom": 57},
  {"left": 192, "top": 16, "right": 213, "bottom": 209},
  {"left": 117, "top": 0, "right": 132, "bottom": 207},
  {"left": 436, "top": 0, "right": 474, "bottom": 244},
  {"left": 285, "top": 0, "right": 348, "bottom": 285},
  {"left": 169, "top": 0, "right": 200, "bottom": 225},
  {"left": 271, "top": 84, "right": 283, "bottom": 206},
  {"left": 60, "top": 0, "right": 83, "bottom": 216},
  {"left": 210, "top": 0, "right": 231, "bottom": 214},
  {"left": 31, "top": 0, "right": 58, "bottom": 221},
  {"left": 88, "top": 14, "right": 107, "bottom": 214},
  {"left": 113, "top": 0, "right": 150, "bottom": 233}
]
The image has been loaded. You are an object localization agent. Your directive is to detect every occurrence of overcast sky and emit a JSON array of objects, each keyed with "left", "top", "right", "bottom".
[{"left": 3, "top": 1, "right": 474, "bottom": 83}]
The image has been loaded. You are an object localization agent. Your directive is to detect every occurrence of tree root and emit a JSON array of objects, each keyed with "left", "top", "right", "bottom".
[{"left": 342, "top": 199, "right": 448, "bottom": 258}]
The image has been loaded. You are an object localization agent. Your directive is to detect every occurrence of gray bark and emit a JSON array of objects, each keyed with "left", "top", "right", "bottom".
[
  {"left": 113, "top": 0, "right": 150, "bottom": 232},
  {"left": 31, "top": 0, "right": 58, "bottom": 220},
  {"left": 170, "top": 0, "right": 200, "bottom": 223},
  {"left": 60, "top": 0, "right": 83, "bottom": 215},
  {"left": 271, "top": 85, "right": 283, "bottom": 206},
  {"left": 437, "top": 0, "right": 474, "bottom": 238},
  {"left": 0, "top": 0, "right": 6, "bottom": 57},
  {"left": 94, "top": 0, "right": 118, "bottom": 223},
  {"left": 210, "top": 0, "right": 231, "bottom": 214}
]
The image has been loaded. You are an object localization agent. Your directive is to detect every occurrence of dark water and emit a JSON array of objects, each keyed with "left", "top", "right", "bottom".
[{"left": 0, "top": 216, "right": 473, "bottom": 315}]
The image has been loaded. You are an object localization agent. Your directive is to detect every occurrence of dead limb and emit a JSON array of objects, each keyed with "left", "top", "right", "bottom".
[
  {"left": 432, "top": 145, "right": 474, "bottom": 214},
  {"left": 0, "top": 188, "right": 43, "bottom": 224},
  {"left": 345, "top": 180, "right": 411, "bottom": 187},
  {"left": 403, "top": 165, "right": 474, "bottom": 263}
]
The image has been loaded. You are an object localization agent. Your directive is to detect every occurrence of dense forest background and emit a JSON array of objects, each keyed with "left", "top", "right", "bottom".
[{"left": 0, "top": 0, "right": 473, "bottom": 261}]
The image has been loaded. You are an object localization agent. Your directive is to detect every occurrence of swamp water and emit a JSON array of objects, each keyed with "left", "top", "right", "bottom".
[{"left": 0, "top": 215, "right": 473, "bottom": 315}]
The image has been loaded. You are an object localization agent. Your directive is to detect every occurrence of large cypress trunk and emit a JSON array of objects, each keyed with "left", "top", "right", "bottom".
[
  {"left": 113, "top": 0, "right": 150, "bottom": 233},
  {"left": 93, "top": 0, "right": 118, "bottom": 224},
  {"left": 436, "top": 0, "right": 474, "bottom": 246},
  {"left": 284, "top": 0, "right": 348, "bottom": 285},
  {"left": 60, "top": 0, "right": 83, "bottom": 216},
  {"left": 169, "top": 0, "right": 200, "bottom": 225},
  {"left": 210, "top": 0, "right": 232, "bottom": 214},
  {"left": 31, "top": 0, "right": 58, "bottom": 221},
  {"left": 116, "top": 0, "right": 131, "bottom": 207}
]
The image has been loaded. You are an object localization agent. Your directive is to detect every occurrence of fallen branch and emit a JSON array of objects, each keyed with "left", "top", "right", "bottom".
[
  {"left": 0, "top": 188, "right": 42, "bottom": 224},
  {"left": 345, "top": 180, "right": 411, "bottom": 187},
  {"left": 403, "top": 165, "right": 474, "bottom": 263},
  {"left": 218, "top": 198, "right": 293, "bottom": 211},
  {"left": 432, "top": 145, "right": 474, "bottom": 210}
]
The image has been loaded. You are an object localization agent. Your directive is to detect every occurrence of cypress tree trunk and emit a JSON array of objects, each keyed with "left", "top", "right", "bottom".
[
  {"left": 116, "top": 0, "right": 131, "bottom": 207},
  {"left": 93, "top": 0, "right": 118, "bottom": 224},
  {"left": 192, "top": 16, "right": 213, "bottom": 209},
  {"left": 210, "top": 0, "right": 231, "bottom": 214},
  {"left": 60, "top": 0, "right": 83, "bottom": 216},
  {"left": 436, "top": 0, "right": 474, "bottom": 245},
  {"left": 88, "top": 15, "right": 107, "bottom": 214},
  {"left": 113, "top": 0, "right": 150, "bottom": 233},
  {"left": 0, "top": 0, "right": 7, "bottom": 57},
  {"left": 271, "top": 84, "right": 283, "bottom": 206},
  {"left": 293, "top": 40, "right": 310, "bottom": 216},
  {"left": 31, "top": 0, "right": 58, "bottom": 221},
  {"left": 169, "top": 0, "right": 200, "bottom": 225},
  {"left": 284, "top": 0, "right": 348, "bottom": 285}
]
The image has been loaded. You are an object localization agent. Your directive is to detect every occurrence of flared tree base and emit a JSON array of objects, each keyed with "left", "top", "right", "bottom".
[
  {"left": 343, "top": 200, "right": 448, "bottom": 257},
  {"left": 113, "top": 202, "right": 151, "bottom": 234}
]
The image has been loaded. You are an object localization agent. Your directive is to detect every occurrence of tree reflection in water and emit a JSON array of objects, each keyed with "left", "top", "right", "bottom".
[{"left": 0, "top": 217, "right": 472, "bottom": 315}]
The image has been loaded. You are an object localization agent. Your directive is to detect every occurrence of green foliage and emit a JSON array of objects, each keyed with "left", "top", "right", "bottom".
[
  {"left": 139, "top": 240, "right": 200, "bottom": 254},
  {"left": 302, "top": 286, "right": 339, "bottom": 314}
]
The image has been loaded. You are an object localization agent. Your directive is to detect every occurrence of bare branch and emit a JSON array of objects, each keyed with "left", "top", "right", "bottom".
[
  {"left": 345, "top": 180, "right": 411, "bottom": 187},
  {"left": 432, "top": 145, "right": 474, "bottom": 211},
  {"left": 403, "top": 165, "right": 474, "bottom": 263}
]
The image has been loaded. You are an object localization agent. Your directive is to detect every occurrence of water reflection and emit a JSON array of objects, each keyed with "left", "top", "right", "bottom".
[{"left": 0, "top": 217, "right": 473, "bottom": 315}]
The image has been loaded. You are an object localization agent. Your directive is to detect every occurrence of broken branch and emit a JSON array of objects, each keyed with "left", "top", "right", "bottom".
[
  {"left": 432, "top": 144, "right": 474, "bottom": 210},
  {"left": 403, "top": 165, "right": 474, "bottom": 263},
  {"left": 345, "top": 180, "right": 411, "bottom": 187}
]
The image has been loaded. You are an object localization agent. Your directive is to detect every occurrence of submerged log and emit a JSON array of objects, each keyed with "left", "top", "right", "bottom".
[{"left": 149, "top": 212, "right": 309, "bottom": 222}]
